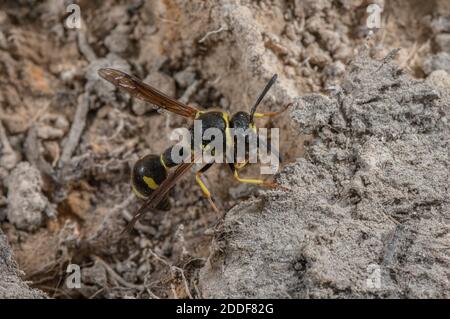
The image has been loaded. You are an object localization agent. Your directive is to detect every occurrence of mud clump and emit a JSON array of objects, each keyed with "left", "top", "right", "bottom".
[
  {"left": 6, "top": 162, "right": 51, "bottom": 232},
  {"left": 199, "top": 52, "right": 450, "bottom": 298}
]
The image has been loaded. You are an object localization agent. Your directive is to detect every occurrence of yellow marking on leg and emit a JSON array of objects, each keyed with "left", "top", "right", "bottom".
[
  {"left": 234, "top": 161, "right": 248, "bottom": 170},
  {"left": 195, "top": 171, "right": 219, "bottom": 213},
  {"left": 195, "top": 172, "right": 211, "bottom": 197},
  {"left": 233, "top": 169, "right": 289, "bottom": 190},
  {"left": 143, "top": 176, "right": 159, "bottom": 190},
  {"left": 233, "top": 169, "right": 266, "bottom": 185},
  {"left": 253, "top": 103, "right": 291, "bottom": 119},
  {"left": 253, "top": 112, "right": 280, "bottom": 119}
]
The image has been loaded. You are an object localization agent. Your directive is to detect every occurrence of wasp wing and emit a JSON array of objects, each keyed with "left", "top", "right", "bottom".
[{"left": 98, "top": 68, "right": 199, "bottom": 118}]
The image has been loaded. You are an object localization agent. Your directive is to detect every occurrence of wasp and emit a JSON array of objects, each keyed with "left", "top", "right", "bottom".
[{"left": 98, "top": 68, "right": 289, "bottom": 232}]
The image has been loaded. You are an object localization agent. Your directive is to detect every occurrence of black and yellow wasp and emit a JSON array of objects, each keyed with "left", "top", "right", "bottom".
[{"left": 98, "top": 68, "right": 288, "bottom": 232}]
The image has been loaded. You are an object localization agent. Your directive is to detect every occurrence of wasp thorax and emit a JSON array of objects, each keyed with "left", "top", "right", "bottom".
[
  {"left": 230, "top": 111, "right": 252, "bottom": 130},
  {"left": 131, "top": 154, "right": 167, "bottom": 199}
]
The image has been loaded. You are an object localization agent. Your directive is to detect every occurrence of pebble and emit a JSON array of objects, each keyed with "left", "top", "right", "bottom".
[{"left": 6, "top": 162, "right": 48, "bottom": 231}]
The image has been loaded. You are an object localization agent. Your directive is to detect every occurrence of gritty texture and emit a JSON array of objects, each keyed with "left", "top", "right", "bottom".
[
  {"left": 1, "top": 0, "right": 449, "bottom": 298},
  {"left": 199, "top": 52, "right": 450, "bottom": 298},
  {"left": 0, "top": 231, "right": 46, "bottom": 298}
]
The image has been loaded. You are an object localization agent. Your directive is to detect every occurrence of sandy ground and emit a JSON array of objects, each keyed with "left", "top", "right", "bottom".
[{"left": 0, "top": 0, "right": 449, "bottom": 298}]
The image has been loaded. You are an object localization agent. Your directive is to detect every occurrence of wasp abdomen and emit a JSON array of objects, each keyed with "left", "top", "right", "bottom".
[{"left": 131, "top": 154, "right": 171, "bottom": 210}]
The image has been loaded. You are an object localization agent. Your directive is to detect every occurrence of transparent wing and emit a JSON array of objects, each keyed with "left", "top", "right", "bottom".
[{"left": 98, "top": 68, "right": 199, "bottom": 118}]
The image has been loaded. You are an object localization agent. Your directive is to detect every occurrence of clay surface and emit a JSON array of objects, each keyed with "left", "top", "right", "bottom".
[{"left": 0, "top": 0, "right": 449, "bottom": 298}]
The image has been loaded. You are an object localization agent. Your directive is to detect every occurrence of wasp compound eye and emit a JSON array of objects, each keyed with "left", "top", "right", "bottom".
[{"left": 131, "top": 154, "right": 168, "bottom": 199}]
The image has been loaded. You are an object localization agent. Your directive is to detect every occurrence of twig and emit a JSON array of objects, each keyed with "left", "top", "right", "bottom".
[
  {"left": 77, "top": 21, "right": 97, "bottom": 62},
  {"left": 38, "top": 285, "right": 73, "bottom": 298},
  {"left": 59, "top": 22, "right": 93, "bottom": 169},
  {"left": 121, "top": 209, "right": 157, "bottom": 235},
  {"left": 51, "top": 265, "right": 66, "bottom": 299},
  {"left": 146, "top": 288, "right": 161, "bottom": 299},
  {"left": 93, "top": 255, "right": 162, "bottom": 299},
  {"left": 92, "top": 255, "right": 145, "bottom": 291},
  {"left": 25, "top": 258, "right": 64, "bottom": 279},
  {"left": 99, "top": 112, "right": 125, "bottom": 141},
  {"left": 382, "top": 224, "right": 404, "bottom": 267},
  {"left": 179, "top": 80, "right": 200, "bottom": 104},
  {"left": 400, "top": 41, "right": 418, "bottom": 69},
  {"left": 59, "top": 92, "right": 90, "bottom": 168},
  {"left": 148, "top": 249, "right": 193, "bottom": 299},
  {"left": 170, "top": 284, "right": 179, "bottom": 299},
  {"left": 27, "top": 100, "right": 50, "bottom": 127},
  {"left": 0, "top": 120, "right": 14, "bottom": 155},
  {"left": 198, "top": 25, "right": 228, "bottom": 43},
  {"left": 84, "top": 194, "right": 135, "bottom": 242},
  {"left": 88, "top": 287, "right": 105, "bottom": 299},
  {"left": 24, "top": 125, "right": 57, "bottom": 180},
  {"left": 400, "top": 39, "right": 430, "bottom": 70},
  {"left": 156, "top": 15, "right": 179, "bottom": 25},
  {"left": 382, "top": 211, "right": 400, "bottom": 225},
  {"left": 193, "top": 281, "right": 203, "bottom": 299},
  {"left": 376, "top": 48, "right": 401, "bottom": 71}
]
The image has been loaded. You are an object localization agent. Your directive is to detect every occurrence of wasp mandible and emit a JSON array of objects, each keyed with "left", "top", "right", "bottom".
[{"left": 98, "top": 68, "right": 289, "bottom": 232}]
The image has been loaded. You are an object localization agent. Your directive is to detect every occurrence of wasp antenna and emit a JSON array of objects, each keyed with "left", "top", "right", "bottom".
[{"left": 250, "top": 74, "right": 278, "bottom": 122}]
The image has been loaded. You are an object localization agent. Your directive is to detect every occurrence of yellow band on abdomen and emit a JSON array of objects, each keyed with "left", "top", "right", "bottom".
[{"left": 143, "top": 176, "right": 159, "bottom": 190}]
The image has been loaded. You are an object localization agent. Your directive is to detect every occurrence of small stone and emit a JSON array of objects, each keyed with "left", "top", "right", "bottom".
[
  {"left": 422, "top": 52, "right": 450, "bottom": 75},
  {"left": 324, "top": 61, "right": 346, "bottom": 78},
  {"left": 82, "top": 260, "right": 107, "bottom": 286},
  {"left": 435, "top": 33, "right": 450, "bottom": 53},
  {"left": 334, "top": 45, "right": 353, "bottom": 62},
  {"left": 36, "top": 126, "right": 64, "bottom": 140},
  {"left": 305, "top": 43, "right": 332, "bottom": 68},
  {"left": 430, "top": 15, "right": 450, "bottom": 33},
  {"left": 285, "top": 24, "right": 297, "bottom": 41},
  {"left": 67, "top": 190, "right": 91, "bottom": 220},
  {"left": 301, "top": 32, "right": 316, "bottom": 46},
  {"left": 6, "top": 162, "right": 48, "bottom": 231},
  {"left": 115, "top": 260, "right": 138, "bottom": 283},
  {"left": 174, "top": 67, "right": 196, "bottom": 88},
  {"left": 104, "top": 24, "right": 131, "bottom": 54},
  {"left": 320, "top": 30, "right": 341, "bottom": 54},
  {"left": 137, "top": 263, "right": 150, "bottom": 281},
  {"left": 0, "top": 147, "right": 20, "bottom": 171},
  {"left": 425, "top": 70, "right": 450, "bottom": 89},
  {"left": 86, "top": 53, "right": 132, "bottom": 105}
]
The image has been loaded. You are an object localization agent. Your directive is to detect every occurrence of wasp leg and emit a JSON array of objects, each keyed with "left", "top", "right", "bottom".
[
  {"left": 228, "top": 163, "right": 286, "bottom": 189},
  {"left": 195, "top": 163, "right": 219, "bottom": 213},
  {"left": 253, "top": 103, "right": 291, "bottom": 119}
]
